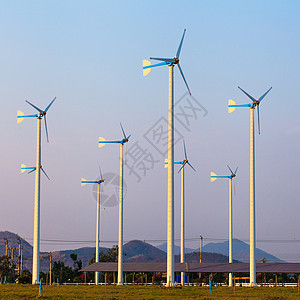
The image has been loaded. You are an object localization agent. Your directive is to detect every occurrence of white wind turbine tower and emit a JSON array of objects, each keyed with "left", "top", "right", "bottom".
[
  {"left": 98, "top": 123, "right": 130, "bottom": 285},
  {"left": 17, "top": 97, "right": 56, "bottom": 284},
  {"left": 143, "top": 29, "right": 191, "bottom": 286},
  {"left": 165, "top": 141, "right": 196, "bottom": 286},
  {"left": 210, "top": 165, "right": 238, "bottom": 287},
  {"left": 228, "top": 86, "right": 272, "bottom": 286},
  {"left": 81, "top": 168, "right": 105, "bottom": 285}
]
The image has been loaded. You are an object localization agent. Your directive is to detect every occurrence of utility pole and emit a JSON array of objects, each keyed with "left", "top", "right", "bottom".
[
  {"left": 5, "top": 238, "right": 8, "bottom": 256},
  {"left": 5, "top": 238, "right": 23, "bottom": 277},
  {"left": 200, "top": 236, "right": 203, "bottom": 263},
  {"left": 49, "top": 252, "right": 52, "bottom": 285}
]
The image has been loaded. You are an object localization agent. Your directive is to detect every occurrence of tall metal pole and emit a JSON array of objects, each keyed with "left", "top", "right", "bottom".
[
  {"left": 32, "top": 117, "right": 41, "bottom": 284},
  {"left": 250, "top": 108, "right": 256, "bottom": 286},
  {"left": 95, "top": 183, "right": 100, "bottom": 285},
  {"left": 167, "top": 65, "right": 175, "bottom": 286},
  {"left": 118, "top": 143, "right": 124, "bottom": 285},
  {"left": 229, "top": 178, "right": 233, "bottom": 287},
  {"left": 180, "top": 166, "right": 185, "bottom": 286}
]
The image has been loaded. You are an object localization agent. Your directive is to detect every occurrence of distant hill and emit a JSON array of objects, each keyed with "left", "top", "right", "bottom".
[
  {"left": 176, "top": 251, "right": 240, "bottom": 263},
  {"left": 156, "top": 242, "right": 194, "bottom": 255},
  {"left": 202, "top": 239, "right": 284, "bottom": 263},
  {"left": 123, "top": 240, "right": 166, "bottom": 262},
  {"left": 0, "top": 231, "right": 109, "bottom": 272},
  {"left": 122, "top": 240, "right": 237, "bottom": 263},
  {"left": 0, "top": 231, "right": 34, "bottom": 258},
  {"left": 0, "top": 232, "right": 282, "bottom": 273}
]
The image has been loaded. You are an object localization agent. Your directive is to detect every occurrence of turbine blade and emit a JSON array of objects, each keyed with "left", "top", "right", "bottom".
[
  {"left": 259, "top": 87, "right": 272, "bottom": 102},
  {"left": 177, "top": 63, "right": 191, "bottom": 95},
  {"left": 178, "top": 162, "right": 187, "bottom": 173},
  {"left": 44, "top": 97, "right": 56, "bottom": 112},
  {"left": 183, "top": 140, "right": 187, "bottom": 160},
  {"left": 234, "top": 178, "right": 236, "bottom": 195},
  {"left": 41, "top": 167, "right": 50, "bottom": 180},
  {"left": 176, "top": 29, "right": 186, "bottom": 58},
  {"left": 28, "top": 168, "right": 36, "bottom": 174},
  {"left": 238, "top": 87, "right": 256, "bottom": 103},
  {"left": 187, "top": 161, "right": 196, "bottom": 172},
  {"left": 99, "top": 166, "right": 103, "bottom": 181},
  {"left": 127, "top": 134, "right": 131, "bottom": 140},
  {"left": 120, "top": 123, "right": 126, "bottom": 140},
  {"left": 227, "top": 165, "right": 234, "bottom": 175},
  {"left": 26, "top": 100, "right": 43, "bottom": 113},
  {"left": 234, "top": 166, "right": 238, "bottom": 175},
  {"left": 150, "top": 57, "right": 175, "bottom": 63},
  {"left": 257, "top": 105, "right": 261, "bottom": 135},
  {"left": 44, "top": 116, "right": 49, "bottom": 143}
]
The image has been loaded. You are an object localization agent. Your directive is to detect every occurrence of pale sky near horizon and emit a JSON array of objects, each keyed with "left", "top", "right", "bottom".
[{"left": 0, "top": 0, "right": 299, "bottom": 262}]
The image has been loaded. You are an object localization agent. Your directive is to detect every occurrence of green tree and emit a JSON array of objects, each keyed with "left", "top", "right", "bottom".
[
  {"left": 19, "top": 269, "right": 31, "bottom": 284},
  {"left": 88, "top": 245, "right": 118, "bottom": 265},
  {"left": 51, "top": 261, "right": 73, "bottom": 284},
  {"left": 70, "top": 253, "right": 82, "bottom": 283},
  {"left": 0, "top": 255, "right": 14, "bottom": 282}
]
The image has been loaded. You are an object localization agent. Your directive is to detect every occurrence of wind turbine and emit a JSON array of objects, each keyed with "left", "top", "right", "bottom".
[
  {"left": 165, "top": 141, "right": 195, "bottom": 286},
  {"left": 98, "top": 123, "right": 130, "bottom": 285},
  {"left": 228, "top": 86, "right": 272, "bottom": 286},
  {"left": 210, "top": 165, "right": 238, "bottom": 287},
  {"left": 81, "top": 168, "right": 105, "bottom": 285},
  {"left": 17, "top": 97, "right": 56, "bottom": 284},
  {"left": 143, "top": 29, "right": 191, "bottom": 286}
]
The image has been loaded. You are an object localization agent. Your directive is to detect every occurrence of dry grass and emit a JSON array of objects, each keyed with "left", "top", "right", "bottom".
[{"left": 0, "top": 284, "right": 299, "bottom": 299}]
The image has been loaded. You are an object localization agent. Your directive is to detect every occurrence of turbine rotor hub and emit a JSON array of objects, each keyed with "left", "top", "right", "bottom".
[{"left": 174, "top": 57, "right": 179, "bottom": 64}]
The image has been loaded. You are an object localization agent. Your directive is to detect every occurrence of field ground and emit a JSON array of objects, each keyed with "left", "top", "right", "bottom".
[{"left": 0, "top": 285, "right": 300, "bottom": 299}]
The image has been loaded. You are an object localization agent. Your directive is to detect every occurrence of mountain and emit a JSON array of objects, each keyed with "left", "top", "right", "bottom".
[
  {"left": 1, "top": 232, "right": 281, "bottom": 274},
  {"left": 123, "top": 240, "right": 166, "bottom": 262},
  {"left": 202, "top": 239, "right": 284, "bottom": 263},
  {"left": 156, "top": 242, "right": 194, "bottom": 255},
  {"left": 122, "top": 240, "right": 236, "bottom": 263},
  {"left": 176, "top": 251, "right": 240, "bottom": 263},
  {"left": 0, "top": 231, "right": 109, "bottom": 272},
  {"left": 0, "top": 231, "right": 35, "bottom": 258}
]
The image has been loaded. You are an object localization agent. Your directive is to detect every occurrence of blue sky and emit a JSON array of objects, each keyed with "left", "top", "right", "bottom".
[{"left": 0, "top": 0, "right": 299, "bottom": 262}]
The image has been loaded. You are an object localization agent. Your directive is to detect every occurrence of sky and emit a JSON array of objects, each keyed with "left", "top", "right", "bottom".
[{"left": 0, "top": 0, "right": 299, "bottom": 262}]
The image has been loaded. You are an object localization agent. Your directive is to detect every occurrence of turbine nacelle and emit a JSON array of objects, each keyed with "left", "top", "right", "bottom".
[
  {"left": 164, "top": 141, "right": 196, "bottom": 172},
  {"left": 17, "top": 97, "right": 56, "bottom": 142},
  {"left": 142, "top": 29, "right": 191, "bottom": 95},
  {"left": 81, "top": 178, "right": 104, "bottom": 186},
  {"left": 98, "top": 123, "right": 131, "bottom": 147},
  {"left": 81, "top": 167, "right": 105, "bottom": 187},
  {"left": 210, "top": 166, "right": 238, "bottom": 181},
  {"left": 228, "top": 87, "right": 272, "bottom": 134},
  {"left": 21, "top": 164, "right": 50, "bottom": 180}
]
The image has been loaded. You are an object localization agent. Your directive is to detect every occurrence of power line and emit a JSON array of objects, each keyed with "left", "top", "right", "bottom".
[{"left": 5, "top": 236, "right": 299, "bottom": 245}]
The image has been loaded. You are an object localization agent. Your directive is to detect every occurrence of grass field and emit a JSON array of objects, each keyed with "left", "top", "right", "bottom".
[{"left": 0, "top": 285, "right": 300, "bottom": 299}]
